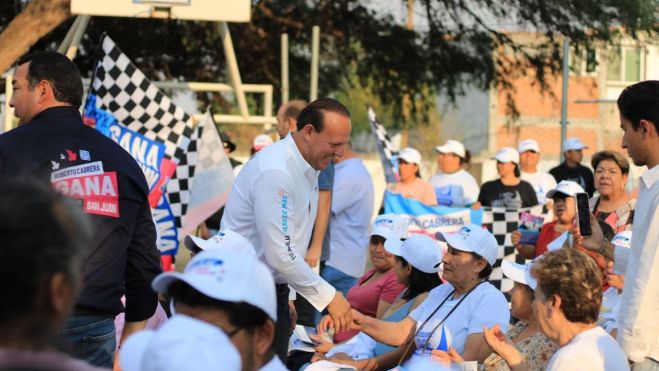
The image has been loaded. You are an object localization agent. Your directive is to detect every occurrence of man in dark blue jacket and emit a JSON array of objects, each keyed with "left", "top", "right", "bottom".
[{"left": 0, "top": 51, "right": 162, "bottom": 368}]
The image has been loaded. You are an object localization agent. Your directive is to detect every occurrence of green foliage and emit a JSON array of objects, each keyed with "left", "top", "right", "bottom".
[{"left": 3, "top": 0, "right": 656, "bottom": 130}]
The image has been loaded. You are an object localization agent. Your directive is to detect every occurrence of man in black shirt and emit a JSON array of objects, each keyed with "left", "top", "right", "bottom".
[
  {"left": 0, "top": 51, "right": 161, "bottom": 367},
  {"left": 549, "top": 137, "right": 595, "bottom": 196}
]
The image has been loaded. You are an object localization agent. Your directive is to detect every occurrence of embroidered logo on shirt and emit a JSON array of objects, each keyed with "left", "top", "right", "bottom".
[{"left": 80, "top": 150, "right": 91, "bottom": 161}]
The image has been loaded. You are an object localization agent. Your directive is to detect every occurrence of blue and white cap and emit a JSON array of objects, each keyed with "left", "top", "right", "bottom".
[
  {"left": 437, "top": 224, "right": 498, "bottom": 265},
  {"left": 371, "top": 213, "right": 409, "bottom": 241}
]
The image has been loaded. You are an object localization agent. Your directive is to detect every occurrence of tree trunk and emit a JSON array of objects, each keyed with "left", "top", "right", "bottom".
[{"left": 0, "top": 0, "right": 72, "bottom": 76}]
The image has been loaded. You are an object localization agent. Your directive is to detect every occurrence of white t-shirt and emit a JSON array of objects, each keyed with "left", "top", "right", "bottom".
[
  {"left": 521, "top": 171, "right": 557, "bottom": 205},
  {"left": 326, "top": 158, "right": 375, "bottom": 278},
  {"left": 546, "top": 326, "right": 629, "bottom": 371},
  {"left": 407, "top": 282, "right": 509, "bottom": 361},
  {"left": 259, "top": 356, "right": 288, "bottom": 371},
  {"left": 598, "top": 287, "right": 622, "bottom": 334},
  {"left": 429, "top": 169, "right": 480, "bottom": 207}
]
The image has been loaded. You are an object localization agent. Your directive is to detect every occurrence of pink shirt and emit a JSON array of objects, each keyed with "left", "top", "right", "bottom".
[
  {"left": 392, "top": 178, "right": 438, "bottom": 206},
  {"left": 334, "top": 268, "right": 405, "bottom": 342}
]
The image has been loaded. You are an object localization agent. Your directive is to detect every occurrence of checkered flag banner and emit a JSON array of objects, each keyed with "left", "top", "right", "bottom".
[
  {"left": 481, "top": 205, "right": 546, "bottom": 296},
  {"left": 368, "top": 107, "right": 399, "bottom": 183},
  {"left": 88, "top": 35, "right": 194, "bottom": 162},
  {"left": 181, "top": 110, "right": 235, "bottom": 236},
  {"left": 83, "top": 34, "right": 198, "bottom": 255}
]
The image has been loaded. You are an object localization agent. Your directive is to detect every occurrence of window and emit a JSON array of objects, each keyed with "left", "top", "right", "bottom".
[
  {"left": 607, "top": 46, "right": 642, "bottom": 82},
  {"left": 570, "top": 47, "right": 599, "bottom": 76}
]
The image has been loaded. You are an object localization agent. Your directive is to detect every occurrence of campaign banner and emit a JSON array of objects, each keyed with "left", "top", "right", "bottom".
[{"left": 384, "top": 191, "right": 483, "bottom": 238}]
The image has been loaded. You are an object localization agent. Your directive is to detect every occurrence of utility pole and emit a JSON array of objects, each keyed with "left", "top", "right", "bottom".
[{"left": 401, "top": 0, "right": 414, "bottom": 148}]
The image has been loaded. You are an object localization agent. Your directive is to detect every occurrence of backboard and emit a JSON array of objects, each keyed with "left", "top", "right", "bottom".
[{"left": 71, "top": 0, "right": 250, "bottom": 23}]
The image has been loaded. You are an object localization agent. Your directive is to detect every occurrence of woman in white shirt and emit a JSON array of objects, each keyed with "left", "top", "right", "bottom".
[
  {"left": 429, "top": 140, "right": 480, "bottom": 207},
  {"left": 320, "top": 224, "right": 510, "bottom": 369},
  {"left": 482, "top": 248, "right": 629, "bottom": 371}
]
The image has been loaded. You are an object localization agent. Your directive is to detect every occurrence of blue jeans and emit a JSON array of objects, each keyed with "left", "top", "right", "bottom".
[
  {"left": 59, "top": 315, "right": 116, "bottom": 368},
  {"left": 634, "top": 358, "right": 659, "bottom": 371},
  {"left": 322, "top": 265, "right": 358, "bottom": 297}
]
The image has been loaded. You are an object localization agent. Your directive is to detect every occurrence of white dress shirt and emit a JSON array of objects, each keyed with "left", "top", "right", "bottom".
[
  {"left": 617, "top": 164, "right": 659, "bottom": 362},
  {"left": 221, "top": 134, "right": 336, "bottom": 310}
]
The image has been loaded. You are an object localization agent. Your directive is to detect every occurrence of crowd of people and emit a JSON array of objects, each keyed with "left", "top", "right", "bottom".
[{"left": 0, "top": 50, "right": 658, "bottom": 371}]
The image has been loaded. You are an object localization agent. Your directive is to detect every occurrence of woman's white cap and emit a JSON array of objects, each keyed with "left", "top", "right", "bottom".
[
  {"left": 371, "top": 213, "right": 409, "bottom": 241},
  {"left": 384, "top": 234, "right": 444, "bottom": 273},
  {"left": 436, "top": 224, "right": 498, "bottom": 265},
  {"left": 398, "top": 147, "right": 422, "bottom": 165},
  {"left": 545, "top": 180, "right": 585, "bottom": 199},
  {"left": 152, "top": 249, "right": 277, "bottom": 321},
  {"left": 184, "top": 229, "right": 256, "bottom": 256},
  {"left": 492, "top": 147, "right": 520, "bottom": 164},
  {"left": 501, "top": 260, "right": 537, "bottom": 290},
  {"left": 435, "top": 140, "right": 466, "bottom": 158}
]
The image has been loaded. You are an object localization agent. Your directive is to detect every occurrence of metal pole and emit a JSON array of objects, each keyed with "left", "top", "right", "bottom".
[
  {"left": 218, "top": 22, "right": 250, "bottom": 121},
  {"left": 65, "top": 15, "right": 91, "bottom": 60},
  {"left": 310, "top": 26, "right": 319, "bottom": 101},
  {"left": 560, "top": 38, "right": 570, "bottom": 161},
  {"left": 281, "top": 33, "right": 289, "bottom": 104},
  {"left": 58, "top": 16, "right": 82, "bottom": 54}
]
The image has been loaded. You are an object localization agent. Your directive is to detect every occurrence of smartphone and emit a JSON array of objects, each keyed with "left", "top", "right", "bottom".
[{"left": 575, "top": 192, "right": 592, "bottom": 237}]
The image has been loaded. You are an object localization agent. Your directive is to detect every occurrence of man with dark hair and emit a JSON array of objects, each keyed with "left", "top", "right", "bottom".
[
  {"left": 549, "top": 137, "right": 595, "bottom": 196},
  {"left": 0, "top": 178, "right": 102, "bottom": 370},
  {"left": 222, "top": 97, "right": 353, "bottom": 361},
  {"left": 276, "top": 100, "right": 307, "bottom": 139},
  {"left": 121, "top": 248, "right": 285, "bottom": 371},
  {"left": 277, "top": 99, "right": 334, "bottom": 328},
  {"left": 0, "top": 51, "right": 162, "bottom": 368},
  {"left": 580, "top": 80, "right": 659, "bottom": 369}
]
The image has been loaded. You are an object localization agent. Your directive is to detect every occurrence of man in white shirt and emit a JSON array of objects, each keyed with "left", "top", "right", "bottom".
[
  {"left": 581, "top": 80, "right": 659, "bottom": 370},
  {"left": 222, "top": 98, "right": 353, "bottom": 361},
  {"left": 324, "top": 142, "right": 374, "bottom": 293},
  {"left": 518, "top": 139, "right": 557, "bottom": 206}
]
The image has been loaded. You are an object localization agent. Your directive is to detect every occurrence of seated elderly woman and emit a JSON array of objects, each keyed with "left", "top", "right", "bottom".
[
  {"left": 434, "top": 259, "right": 559, "bottom": 370},
  {"left": 307, "top": 234, "right": 443, "bottom": 369},
  {"left": 319, "top": 224, "right": 509, "bottom": 370},
  {"left": 482, "top": 248, "right": 629, "bottom": 371}
]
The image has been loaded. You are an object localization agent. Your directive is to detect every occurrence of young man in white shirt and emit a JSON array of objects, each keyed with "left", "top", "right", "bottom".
[
  {"left": 518, "top": 139, "right": 557, "bottom": 206},
  {"left": 580, "top": 80, "right": 659, "bottom": 370},
  {"left": 222, "top": 98, "right": 353, "bottom": 361}
]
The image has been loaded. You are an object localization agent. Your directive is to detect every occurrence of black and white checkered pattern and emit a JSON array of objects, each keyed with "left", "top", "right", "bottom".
[
  {"left": 91, "top": 35, "right": 194, "bottom": 162},
  {"left": 88, "top": 35, "right": 197, "bottom": 249},
  {"left": 368, "top": 107, "right": 399, "bottom": 183},
  {"left": 481, "top": 205, "right": 546, "bottom": 297}
]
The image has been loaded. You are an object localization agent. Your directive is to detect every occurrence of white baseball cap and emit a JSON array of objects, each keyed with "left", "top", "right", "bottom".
[
  {"left": 501, "top": 260, "right": 537, "bottom": 290},
  {"left": 152, "top": 249, "right": 277, "bottom": 320},
  {"left": 437, "top": 224, "right": 499, "bottom": 265},
  {"left": 184, "top": 229, "right": 256, "bottom": 256},
  {"left": 612, "top": 230, "right": 632, "bottom": 249},
  {"left": 398, "top": 147, "right": 422, "bottom": 165},
  {"left": 371, "top": 213, "right": 409, "bottom": 241},
  {"left": 120, "top": 315, "right": 241, "bottom": 371},
  {"left": 492, "top": 147, "right": 520, "bottom": 164},
  {"left": 252, "top": 134, "right": 273, "bottom": 152},
  {"left": 384, "top": 234, "right": 445, "bottom": 274},
  {"left": 435, "top": 140, "right": 466, "bottom": 158},
  {"left": 563, "top": 137, "right": 588, "bottom": 152},
  {"left": 518, "top": 139, "right": 540, "bottom": 153},
  {"left": 545, "top": 180, "right": 585, "bottom": 199}
]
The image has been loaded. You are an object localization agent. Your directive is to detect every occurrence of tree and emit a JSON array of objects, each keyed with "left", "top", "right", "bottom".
[
  {"left": 1, "top": 0, "right": 656, "bottom": 125},
  {"left": 0, "top": 0, "right": 70, "bottom": 75}
]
